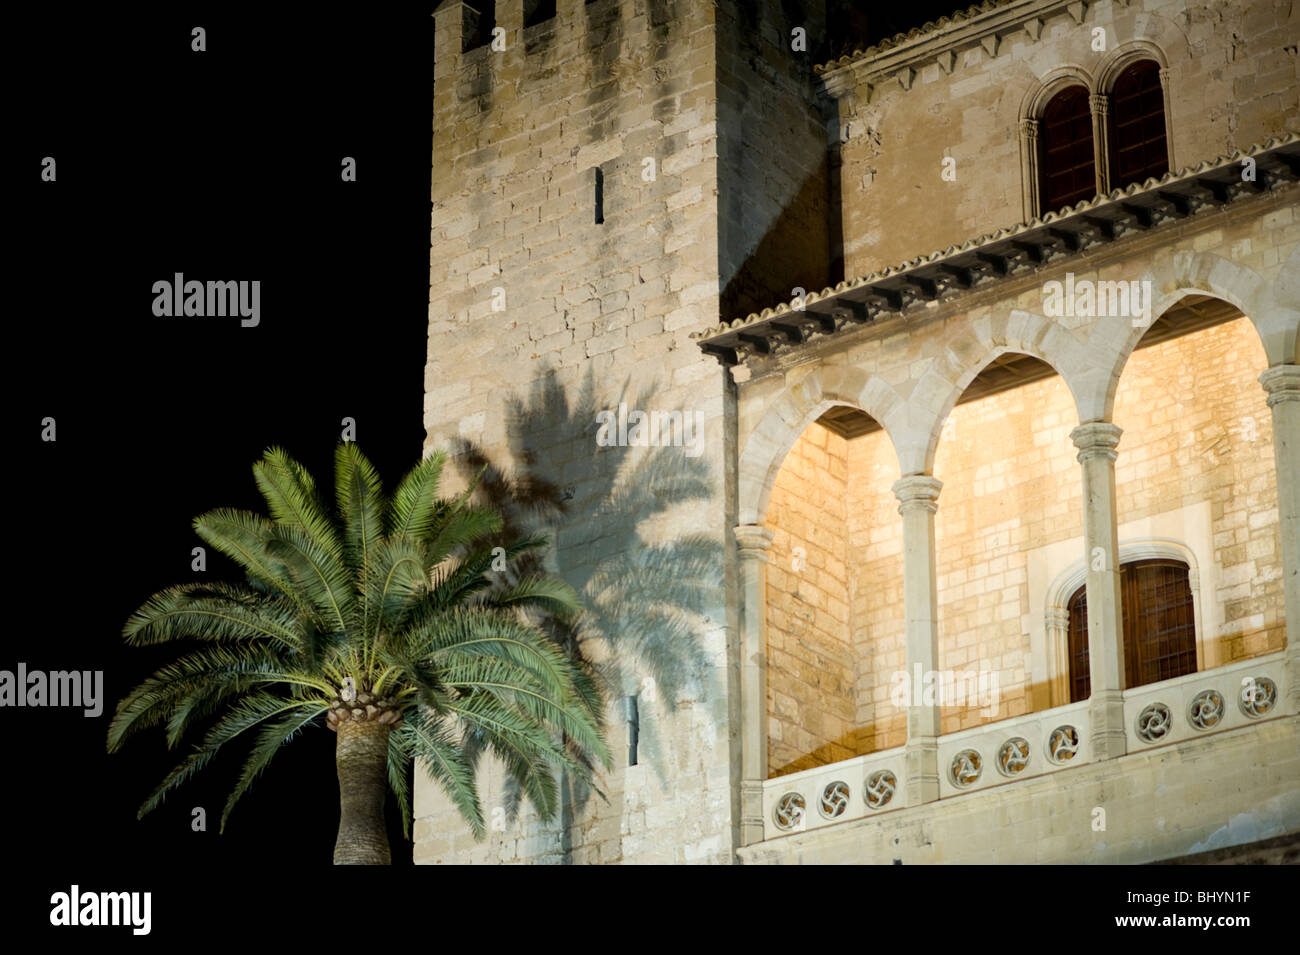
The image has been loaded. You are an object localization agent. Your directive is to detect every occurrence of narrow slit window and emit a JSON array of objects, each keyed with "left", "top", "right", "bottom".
[
  {"left": 624, "top": 695, "right": 639, "bottom": 766},
  {"left": 594, "top": 167, "right": 605, "bottom": 225}
]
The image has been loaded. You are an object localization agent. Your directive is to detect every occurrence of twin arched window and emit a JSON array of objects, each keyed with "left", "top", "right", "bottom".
[
  {"left": 1037, "top": 59, "right": 1170, "bottom": 216},
  {"left": 1066, "top": 558, "right": 1197, "bottom": 702}
]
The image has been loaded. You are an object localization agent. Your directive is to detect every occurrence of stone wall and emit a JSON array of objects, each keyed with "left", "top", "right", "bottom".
[
  {"left": 422, "top": 0, "right": 734, "bottom": 866},
  {"left": 847, "top": 429, "right": 908, "bottom": 753},
  {"left": 823, "top": 0, "right": 1300, "bottom": 281},
  {"left": 765, "top": 422, "right": 854, "bottom": 776}
]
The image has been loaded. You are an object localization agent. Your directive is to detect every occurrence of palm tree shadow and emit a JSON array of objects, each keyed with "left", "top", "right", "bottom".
[{"left": 452, "top": 363, "right": 721, "bottom": 838}]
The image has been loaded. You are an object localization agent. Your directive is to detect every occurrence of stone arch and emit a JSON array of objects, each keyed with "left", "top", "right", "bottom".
[
  {"left": 1043, "top": 537, "right": 1210, "bottom": 700},
  {"left": 1047, "top": 537, "right": 1200, "bottom": 611},
  {"left": 1095, "top": 40, "right": 1169, "bottom": 93},
  {"left": 1019, "top": 64, "right": 1095, "bottom": 122},
  {"left": 737, "top": 365, "right": 905, "bottom": 526},
  {"left": 919, "top": 308, "right": 1087, "bottom": 472},
  {"left": 1098, "top": 250, "right": 1274, "bottom": 419},
  {"left": 1105, "top": 3, "right": 1191, "bottom": 68}
]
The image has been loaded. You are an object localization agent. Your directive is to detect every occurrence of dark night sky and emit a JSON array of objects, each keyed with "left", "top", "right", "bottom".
[
  {"left": 13, "top": 5, "right": 434, "bottom": 929},
  {"left": 6, "top": 0, "right": 1274, "bottom": 938}
]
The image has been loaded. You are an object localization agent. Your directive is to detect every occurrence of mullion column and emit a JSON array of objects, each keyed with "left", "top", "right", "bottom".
[
  {"left": 1089, "top": 92, "right": 1111, "bottom": 195},
  {"left": 893, "top": 475, "right": 943, "bottom": 804},
  {"left": 1019, "top": 117, "right": 1041, "bottom": 220},
  {"left": 1071, "top": 422, "right": 1127, "bottom": 759},
  {"left": 734, "top": 524, "right": 774, "bottom": 845},
  {"left": 1259, "top": 366, "right": 1300, "bottom": 712},
  {"left": 1158, "top": 68, "right": 1175, "bottom": 171}
]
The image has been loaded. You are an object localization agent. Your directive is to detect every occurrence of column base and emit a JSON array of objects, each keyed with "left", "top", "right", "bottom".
[
  {"left": 1284, "top": 650, "right": 1300, "bottom": 716},
  {"left": 905, "top": 737, "right": 940, "bottom": 806},
  {"left": 1089, "top": 690, "right": 1128, "bottom": 760},
  {"left": 740, "top": 780, "right": 765, "bottom": 846}
]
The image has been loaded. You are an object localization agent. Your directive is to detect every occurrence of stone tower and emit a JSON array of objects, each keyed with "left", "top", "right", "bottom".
[{"left": 417, "top": 0, "right": 832, "bottom": 863}]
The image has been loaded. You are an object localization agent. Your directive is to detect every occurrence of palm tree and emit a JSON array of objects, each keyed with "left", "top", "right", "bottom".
[{"left": 108, "top": 443, "right": 610, "bottom": 864}]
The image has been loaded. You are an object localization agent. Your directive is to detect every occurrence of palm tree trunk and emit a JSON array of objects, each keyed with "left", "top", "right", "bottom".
[{"left": 333, "top": 720, "right": 391, "bottom": 865}]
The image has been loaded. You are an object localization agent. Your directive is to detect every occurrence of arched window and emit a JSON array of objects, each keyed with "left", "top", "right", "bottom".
[
  {"left": 1038, "top": 85, "right": 1097, "bottom": 215},
  {"left": 1109, "top": 59, "right": 1169, "bottom": 189},
  {"left": 1067, "top": 558, "right": 1196, "bottom": 702}
]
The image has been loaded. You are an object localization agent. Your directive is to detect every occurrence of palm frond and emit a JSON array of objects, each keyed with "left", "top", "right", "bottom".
[
  {"left": 137, "top": 692, "right": 308, "bottom": 818},
  {"left": 263, "top": 524, "right": 356, "bottom": 636},
  {"left": 441, "top": 692, "right": 564, "bottom": 821},
  {"left": 220, "top": 701, "right": 328, "bottom": 831},
  {"left": 387, "top": 449, "right": 446, "bottom": 540},
  {"left": 402, "top": 710, "right": 485, "bottom": 838},
  {"left": 478, "top": 574, "right": 582, "bottom": 621},
  {"left": 366, "top": 535, "right": 428, "bottom": 645},
  {"left": 122, "top": 582, "right": 304, "bottom": 653},
  {"left": 252, "top": 447, "right": 345, "bottom": 563}
]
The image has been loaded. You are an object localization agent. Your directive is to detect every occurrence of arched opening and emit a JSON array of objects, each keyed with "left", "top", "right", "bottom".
[
  {"left": 764, "top": 406, "right": 901, "bottom": 777},
  {"left": 934, "top": 353, "right": 1082, "bottom": 731},
  {"left": 1111, "top": 295, "right": 1282, "bottom": 672},
  {"left": 1067, "top": 558, "right": 1197, "bottom": 700},
  {"left": 1108, "top": 59, "right": 1169, "bottom": 189},
  {"left": 1038, "top": 84, "right": 1096, "bottom": 215}
]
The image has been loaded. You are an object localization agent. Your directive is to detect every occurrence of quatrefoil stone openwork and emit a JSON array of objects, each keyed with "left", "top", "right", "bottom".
[
  {"left": 1136, "top": 702, "right": 1173, "bottom": 742},
  {"left": 773, "top": 792, "right": 806, "bottom": 831},
  {"left": 997, "top": 737, "right": 1030, "bottom": 776},
  {"left": 1238, "top": 676, "right": 1277, "bottom": 719},
  {"left": 1047, "top": 725, "right": 1079, "bottom": 764},
  {"left": 819, "top": 781, "right": 851, "bottom": 819},
  {"left": 949, "top": 749, "right": 982, "bottom": 788},
  {"left": 1188, "top": 689, "right": 1224, "bottom": 731},
  {"left": 864, "top": 770, "right": 896, "bottom": 810}
]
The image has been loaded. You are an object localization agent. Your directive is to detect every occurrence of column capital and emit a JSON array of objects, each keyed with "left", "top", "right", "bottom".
[
  {"left": 1071, "top": 421, "right": 1122, "bottom": 462},
  {"left": 1158, "top": 67, "right": 1172, "bottom": 86},
  {"left": 893, "top": 474, "right": 943, "bottom": 514},
  {"left": 1089, "top": 92, "right": 1110, "bottom": 115},
  {"left": 733, "top": 524, "right": 774, "bottom": 560},
  {"left": 1259, "top": 364, "right": 1300, "bottom": 407},
  {"left": 1019, "top": 117, "right": 1039, "bottom": 140},
  {"left": 1045, "top": 606, "right": 1071, "bottom": 630}
]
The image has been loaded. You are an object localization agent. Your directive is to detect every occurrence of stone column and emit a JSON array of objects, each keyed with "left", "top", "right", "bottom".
[
  {"left": 1260, "top": 365, "right": 1300, "bottom": 713},
  {"left": 1071, "top": 422, "right": 1126, "bottom": 759},
  {"left": 1089, "top": 93, "right": 1111, "bottom": 195},
  {"left": 1158, "top": 68, "right": 1175, "bottom": 171},
  {"left": 893, "top": 474, "right": 943, "bottom": 804},
  {"left": 734, "top": 524, "right": 773, "bottom": 846},
  {"left": 1019, "top": 118, "right": 1040, "bottom": 220},
  {"left": 1045, "top": 606, "right": 1071, "bottom": 707}
]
